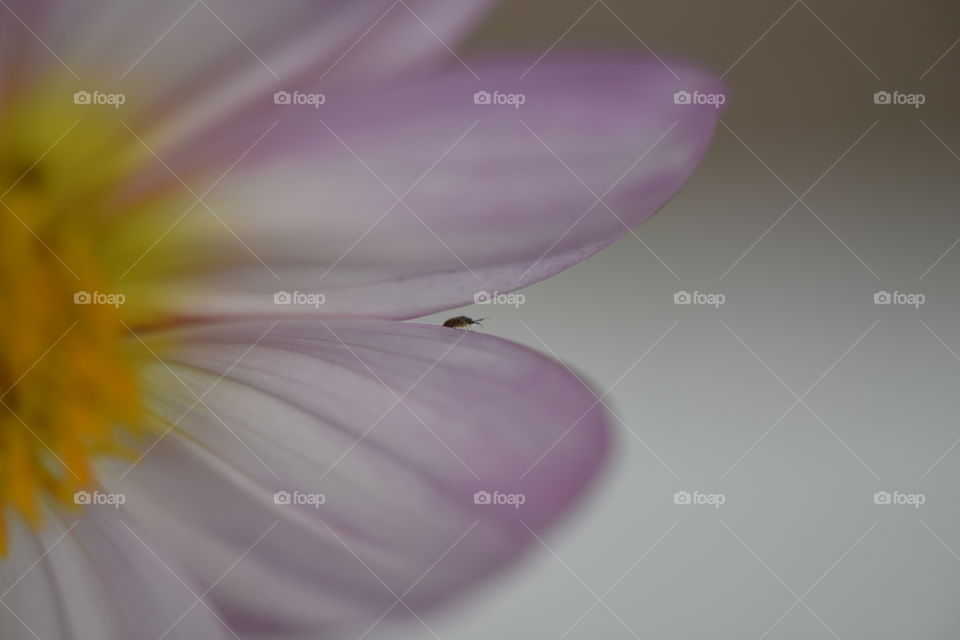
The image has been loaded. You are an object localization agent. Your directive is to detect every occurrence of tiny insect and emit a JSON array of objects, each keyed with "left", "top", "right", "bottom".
[{"left": 442, "top": 316, "right": 487, "bottom": 330}]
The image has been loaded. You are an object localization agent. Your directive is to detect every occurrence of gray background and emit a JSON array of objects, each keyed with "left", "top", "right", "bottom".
[{"left": 399, "top": 1, "right": 960, "bottom": 638}]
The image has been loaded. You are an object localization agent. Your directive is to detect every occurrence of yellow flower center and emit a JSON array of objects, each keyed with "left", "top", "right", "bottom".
[{"left": 0, "top": 80, "right": 186, "bottom": 553}]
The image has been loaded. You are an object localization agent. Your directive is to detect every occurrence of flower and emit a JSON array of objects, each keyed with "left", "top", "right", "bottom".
[{"left": 0, "top": 1, "right": 721, "bottom": 637}]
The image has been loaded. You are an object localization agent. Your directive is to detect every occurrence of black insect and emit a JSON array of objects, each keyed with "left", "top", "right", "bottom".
[{"left": 442, "top": 316, "right": 487, "bottom": 329}]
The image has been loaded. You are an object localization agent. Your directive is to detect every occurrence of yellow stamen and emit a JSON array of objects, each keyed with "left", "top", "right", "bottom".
[{"left": 0, "top": 79, "right": 188, "bottom": 554}]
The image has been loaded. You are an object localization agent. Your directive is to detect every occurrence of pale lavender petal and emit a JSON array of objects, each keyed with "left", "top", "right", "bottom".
[
  {"left": 104, "top": 318, "right": 610, "bottom": 635},
  {"left": 120, "top": 59, "right": 722, "bottom": 320},
  {"left": 4, "top": 0, "right": 495, "bottom": 150},
  {"left": 0, "top": 506, "right": 229, "bottom": 639},
  {"left": 0, "top": 0, "right": 51, "bottom": 97}
]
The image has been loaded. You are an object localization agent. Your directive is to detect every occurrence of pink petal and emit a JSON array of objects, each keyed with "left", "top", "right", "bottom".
[
  {"left": 3, "top": 0, "right": 494, "bottom": 148},
  {"left": 122, "top": 58, "right": 722, "bottom": 320},
  {"left": 0, "top": 1, "right": 53, "bottom": 99},
  {"left": 104, "top": 318, "right": 610, "bottom": 635},
  {"left": 0, "top": 506, "right": 229, "bottom": 639}
]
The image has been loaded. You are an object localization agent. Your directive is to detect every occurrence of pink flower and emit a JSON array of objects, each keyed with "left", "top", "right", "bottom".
[{"left": 0, "top": 1, "right": 721, "bottom": 637}]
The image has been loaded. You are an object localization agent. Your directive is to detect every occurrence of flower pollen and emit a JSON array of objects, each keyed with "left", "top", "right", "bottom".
[{"left": 0, "top": 84, "right": 166, "bottom": 554}]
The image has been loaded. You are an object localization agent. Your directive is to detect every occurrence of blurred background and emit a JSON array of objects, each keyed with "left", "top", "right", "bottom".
[{"left": 401, "top": 1, "right": 960, "bottom": 638}]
